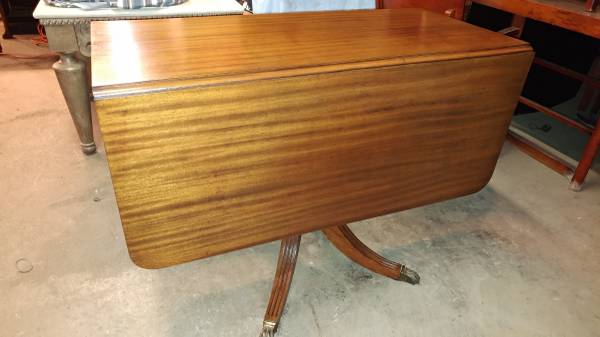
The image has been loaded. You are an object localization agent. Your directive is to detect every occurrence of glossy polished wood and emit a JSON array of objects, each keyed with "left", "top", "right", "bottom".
[
  {"left": 91, "top": 9, "right": 528, "bottom": 94},
  {"left": 92, "top": 10, "right": 533, "bottom": 268}
]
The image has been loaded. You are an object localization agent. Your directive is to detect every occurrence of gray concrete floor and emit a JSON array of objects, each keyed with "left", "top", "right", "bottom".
[{"left": 2, "top": 33, "right": 600, "bottom": 337}]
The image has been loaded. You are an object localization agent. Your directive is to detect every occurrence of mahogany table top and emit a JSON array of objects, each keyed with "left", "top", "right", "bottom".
[{"left": 91, "top": 9, "right": 532, "bottom": 268}]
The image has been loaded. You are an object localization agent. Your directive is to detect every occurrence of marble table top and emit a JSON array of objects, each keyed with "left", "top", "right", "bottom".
[{"left": 34, "top": 0, "right": 244, "bottom": 23}]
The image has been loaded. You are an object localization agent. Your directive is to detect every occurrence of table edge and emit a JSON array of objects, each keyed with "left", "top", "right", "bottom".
[{"left": 92, "top": 45, "right": 533, "bottom": 100}]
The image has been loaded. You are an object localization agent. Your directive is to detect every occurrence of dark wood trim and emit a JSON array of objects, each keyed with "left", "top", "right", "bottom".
[
  {"left": 533, "top": 57, "right": 600, "bottom": 89},
  {"left": 519, "top": 96, "right": 594, "bottom": 134}
]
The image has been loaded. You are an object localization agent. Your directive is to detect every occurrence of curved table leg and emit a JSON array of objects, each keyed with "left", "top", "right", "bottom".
[
  {"left": 260, "top": 235, "right": 301, "bottom": 337},
  {"left": 322, "top": 224, "right": 420, "bottom": 285}
]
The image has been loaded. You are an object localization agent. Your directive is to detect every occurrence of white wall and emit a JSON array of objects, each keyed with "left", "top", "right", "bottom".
[{"left": 252, "top": 0, "right": 375, "bottom": 13}]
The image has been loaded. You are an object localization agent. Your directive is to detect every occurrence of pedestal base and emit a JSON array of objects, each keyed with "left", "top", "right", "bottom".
[{"left": 259, "top": 224, "right": 420, "bottom": 336}]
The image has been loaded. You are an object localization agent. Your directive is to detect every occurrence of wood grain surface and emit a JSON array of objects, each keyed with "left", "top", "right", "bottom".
[
  {"left": 90, "top": 9, "right": 529, "bottom": 94},
  {"left": 95, "top": 49, "right": 532, "bottom": 268}
]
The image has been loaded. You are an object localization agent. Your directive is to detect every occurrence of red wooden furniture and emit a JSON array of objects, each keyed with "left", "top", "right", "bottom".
[
  {"left": 586, "top": 0, "right": 599, "bottom": 11},
  {"left": 376, "top": 0, "right": 466, "bottom": 18},
  {"left": 470, "top": 0, "right": 600, "bottom": 190},
  {"left": 378, "top": 0, "right": 600, "bottom": 190}
]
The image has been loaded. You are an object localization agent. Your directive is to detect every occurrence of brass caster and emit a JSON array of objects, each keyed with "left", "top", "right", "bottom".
[
  {"left": 259, "top": 321, "right": 276, "bottom": 337},
  {"left": 396, "top": 266, "right": 420, "bottom": 285}
]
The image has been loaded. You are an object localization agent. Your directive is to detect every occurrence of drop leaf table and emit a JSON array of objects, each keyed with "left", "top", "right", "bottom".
[{"left": 91, "top": 9, "right": 533, "bottom": 336}]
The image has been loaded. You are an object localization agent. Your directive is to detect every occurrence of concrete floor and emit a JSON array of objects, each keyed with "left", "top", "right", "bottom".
[{"left": 2, "top": 33, "right": 600, "bottom": 337}]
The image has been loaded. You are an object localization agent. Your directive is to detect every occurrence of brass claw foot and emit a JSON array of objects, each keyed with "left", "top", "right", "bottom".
[{"left": 396, "top": 266, "right": 420, "bottom": 285}]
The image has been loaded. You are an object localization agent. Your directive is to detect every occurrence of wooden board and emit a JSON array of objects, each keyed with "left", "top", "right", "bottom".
[{"left": 91, "top": 9, "right": 533, "bottom": 268}]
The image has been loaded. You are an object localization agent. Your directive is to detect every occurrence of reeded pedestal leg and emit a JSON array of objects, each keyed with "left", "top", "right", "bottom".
[
  {"left": 53, "top": 52, "right": 96, "bottom": 155},
  {"left": 323, "top": 224, "right": 420, "bottom": 285},
  {"left": 260, "top": 235, "right": 301, "bottom": 337}
]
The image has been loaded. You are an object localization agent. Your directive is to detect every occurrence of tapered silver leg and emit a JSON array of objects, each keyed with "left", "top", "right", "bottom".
[{"left": 52, "top": 52, "right": 96, "bottom": 155}]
